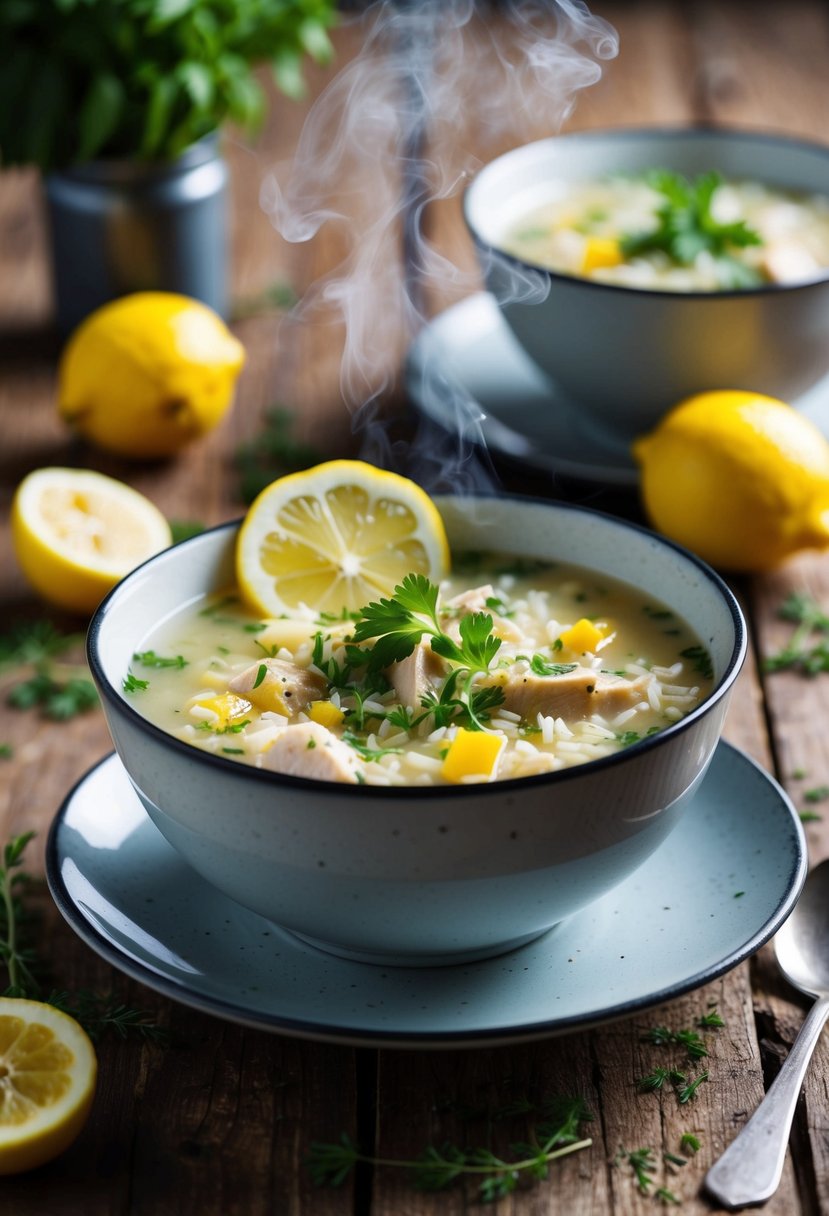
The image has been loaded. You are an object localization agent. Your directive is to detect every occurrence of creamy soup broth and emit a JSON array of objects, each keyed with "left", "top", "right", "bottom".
[
  {"left": 126, "top": 554, "right": 713, "bottom": 786},
  {"left": 500, "top": 174, "right": 829, "bottom": 291}
]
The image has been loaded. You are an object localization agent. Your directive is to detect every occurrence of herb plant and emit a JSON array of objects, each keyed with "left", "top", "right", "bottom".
[
  {"left": 0, "top": 0, "right": 337, "bottom": 172},
  {"left": 621, "top": 169, "right": 764, "bottom": 288}
]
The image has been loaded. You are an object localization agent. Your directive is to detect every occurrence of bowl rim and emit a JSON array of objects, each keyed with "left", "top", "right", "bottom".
[
  {"left": 87, "top": 491, "right": 748, "bottom": 802},
  {"left": 463, "top": 123, "right": 829, "bottom": 300}
]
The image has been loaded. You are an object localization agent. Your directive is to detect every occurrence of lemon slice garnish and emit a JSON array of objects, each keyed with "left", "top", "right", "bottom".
[
  {"left": 11, "top": 467, "right": 172, "bottom": 614},
  {"left": 0, "top": 999, "right": 97, "bottom": 1175},
  {"left": 236, "top": 460, "right": 450, "bottom": 617}
]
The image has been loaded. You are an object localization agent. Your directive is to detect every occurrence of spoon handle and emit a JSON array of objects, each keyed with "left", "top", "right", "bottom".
[{"left": 705, "top": 995, "right": 829, "bottom": 1209}]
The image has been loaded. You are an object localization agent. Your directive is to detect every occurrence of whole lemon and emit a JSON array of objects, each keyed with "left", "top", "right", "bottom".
[
  {"left": 633, "top": 390, "right": 829, "bottom": 572},
  {"left": 58, "top": 292, "right": 245, "bottom": 458}
]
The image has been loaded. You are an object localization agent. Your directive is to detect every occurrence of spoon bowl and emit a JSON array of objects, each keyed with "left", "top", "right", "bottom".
[
  {"left": 705, "top": 859, "right": 829, "bottom": 1209},
  {"left": 774, "top": 859, "right": 829, "bottom": 997}
]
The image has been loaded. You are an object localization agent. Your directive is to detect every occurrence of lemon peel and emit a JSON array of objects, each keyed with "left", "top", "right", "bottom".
[
  {"left": 633, "top": 390, "right": 829, "bottom": 572},
  {"left": 12, "top": 467, "right": 172, "bottom": 614},
  {"left": 236, "top": 459, "right": 450, "bottom": 618},
  {"left": 58, "top": 291, "right": 245, "bottom": 459},
  {"left": 0, "top": 998, "right": 97, "bottom": 1175}
]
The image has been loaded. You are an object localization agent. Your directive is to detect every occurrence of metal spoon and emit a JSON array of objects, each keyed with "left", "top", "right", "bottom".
[{"left": 705, "top": 859, "right": 829, "bottom": 1209}]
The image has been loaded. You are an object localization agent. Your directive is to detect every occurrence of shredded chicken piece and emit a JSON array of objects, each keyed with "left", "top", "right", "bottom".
[
  {"left": 482, "top": 664, "right": 652, "bottom": 723},
  {"left": 229, "top": 657, "right": 327, "bottom": 716},
  {"left": 261, "top": 721, "right": 361, "bottom": 783}
]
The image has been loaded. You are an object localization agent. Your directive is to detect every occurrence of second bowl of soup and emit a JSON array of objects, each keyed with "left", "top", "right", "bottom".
[
  {"left": 464, "top": 127, "right": 829, "bottom": 445},
  {"left": 88, "top": 494, "right": 746, "bottom": 966}
]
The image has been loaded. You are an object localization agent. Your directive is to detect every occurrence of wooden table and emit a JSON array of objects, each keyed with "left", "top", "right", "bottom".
[{"left": 2, "top": 3, "right": 829, "bottom": 1212}]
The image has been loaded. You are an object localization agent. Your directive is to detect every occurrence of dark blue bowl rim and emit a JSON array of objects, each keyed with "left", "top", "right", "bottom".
[
  {"left": 463, "top": 123, "right": 829, "bottom": 300},
  {"left": 86, "top": 490, "right": 748, "bottom": 802}
]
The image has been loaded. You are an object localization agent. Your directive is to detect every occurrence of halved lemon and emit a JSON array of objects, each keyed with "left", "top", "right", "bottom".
[
  {"left": 0, "top": 998, "right": 97, "bottom": 1175},
  {"left": 12, "top": 467, "right": 172, "bottom": 615},
  {"left": 236, "top": 460, "right": 450, "bottom": 617}
]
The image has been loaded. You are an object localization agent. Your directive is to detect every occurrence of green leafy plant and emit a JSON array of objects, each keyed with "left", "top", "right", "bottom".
[{"left": 0, "top": 0, "right": 337, "bottom": 171}]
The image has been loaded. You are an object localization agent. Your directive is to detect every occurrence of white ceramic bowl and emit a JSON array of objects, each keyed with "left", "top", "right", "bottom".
[
  {"left": 464, "top": 127, "right": 829, "bottom": 445},
  {"left": 87, "top": 494, "right": 746, "bottom": 967}
]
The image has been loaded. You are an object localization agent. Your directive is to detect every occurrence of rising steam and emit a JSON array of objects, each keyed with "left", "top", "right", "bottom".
[{"left": 260, "top": 0, "right": 618, "bottom": 488}]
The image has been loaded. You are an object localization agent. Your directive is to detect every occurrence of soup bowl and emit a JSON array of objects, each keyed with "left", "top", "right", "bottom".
[
  {"left": 464, "top": 126, "right": 829, "bottom": 446},
  {"left": 87, "top": 494, "right": 746, "bottom": 967}
]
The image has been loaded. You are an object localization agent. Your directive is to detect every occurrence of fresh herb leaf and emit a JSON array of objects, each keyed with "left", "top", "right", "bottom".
[
  {"left": 621, "top": 169, "right": 764, "bottom": 285},
  {"left": 677, "top": 1070, "right": 709, "bottom": 1104},
  {"left": 0, "top": 834, "right": 165, "bottom": 1042},
  {"left": 680, "top": 1133, "right": 701, "bottom": 1154},
  {"left": 529, "top": 655, "right": 578, "bottom": 677},
  {"left": 679, "top": 645, "right": 713, "bottom": 680},
  {"left": 235, "top": 407, "right": 324, "bottom": 504},
  {"left": 764, "top": 593, "right": 829, "bottom": 674},
  {"left": 123, "top": 672, "right": 149, "bottom": 693},
  {"left": 617, "top": 1147, "right": 657, "bottom": 1195},
  {"left": 169, "top": 519, "right": 205, "bottom": 545},
  {"left": 804, "top": 785, "right": 829, "bottom": 803},
  {"left": 252, "top": 664, "right": 268, "bottom": 689},
  {"left": 307, "top": 1096, "right": 593, "bottom": 1202},
  {"left": 133, "top": 650, "right": 188, "bottom": 670},
  {"left": 0, "top": 744, "right": 11, "bottom": 760}
]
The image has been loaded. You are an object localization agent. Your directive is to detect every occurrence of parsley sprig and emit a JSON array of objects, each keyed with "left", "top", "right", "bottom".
[
  {"left": 351, "top": 574, "right": 504, "bottom": 731},
  {"left": 621, "top": 169, "right": 764, "bottom": 288}
]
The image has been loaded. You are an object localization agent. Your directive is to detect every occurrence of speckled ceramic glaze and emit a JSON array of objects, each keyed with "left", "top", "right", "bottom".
[
  {"left": 87, "top": 495, "right": 746, "bottom": 966},
  {"left": 464, "top": 128, "right": 829, "bottom": 445}
]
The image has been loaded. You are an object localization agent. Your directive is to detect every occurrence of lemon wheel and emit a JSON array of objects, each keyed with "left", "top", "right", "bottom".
[
  {"left": 236, "top": 460, "right": 450, "bottom": 617},
  {"left": 12, "top": 467, "right": 172, "bottom": 614},
  {"left": 0, "top": 999, "right": 97, "bottom": 1175}
]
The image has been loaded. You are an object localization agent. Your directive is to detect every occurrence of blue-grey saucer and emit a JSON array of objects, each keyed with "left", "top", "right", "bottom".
[
  {"left": 405, "top": 292, "right": 829, "bottom": 489},
  {"left": 46, "top": 743, "right": 806, "bottom": 1049}
]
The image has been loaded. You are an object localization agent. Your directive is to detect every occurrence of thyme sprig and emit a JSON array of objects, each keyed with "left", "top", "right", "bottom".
[
  {"left": 0, "top": 833, "right": 166, "bottom": 1043},
  {"left": 308, "top": 1096, "right": 593, "bottom": 1203},
  {"left": 764, "top": 592, "right": 829, "bottom": 675}
]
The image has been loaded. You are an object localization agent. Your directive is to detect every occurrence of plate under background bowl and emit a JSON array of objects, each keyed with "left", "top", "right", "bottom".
[
  {"left": 46, "top": 742, "right": 805, "bottom": 1049},
  {"left": 405, "top": 292, "right": 829, "bottom": 490}
]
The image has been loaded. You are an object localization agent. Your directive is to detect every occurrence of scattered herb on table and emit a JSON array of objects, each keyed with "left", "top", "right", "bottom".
[
  {"left": 620, "top": 169, "right": 764, "bottom": 288},
  {"left": 0, "top": 744, "right": 12, "bottom": 759},
  {"left": 307, "top": 1096, "right": 593, "bottom": 1202},
  {"left": 764, "top": 592, "right": 829, "bottom": 675},
  {"left": 231, "top": 280, "right": 299, "bottom": 321},
  {"left": 0, "top": 832, "right": 165, "bottom": 1043},
  {"left": 236, "top": 406, "right": 324, "bottom": 504},
  {"left": 0, "top": 620, "right": 99, "bottom": 721},
  {"left": 169, "top": 520, "right": 206, "bottom": 545}
]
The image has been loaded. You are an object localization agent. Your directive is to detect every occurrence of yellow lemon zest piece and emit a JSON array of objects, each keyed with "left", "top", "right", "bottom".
[
  {"left": 559, "top": 618, "right": 605, "bottom": 654},
  {"left": 441, "top": 728, "right": 505, "bottom": 783},
  {"left": 581, "top": 236, "right": 623, "bottom": 273},
  {"left": 191, "top": 692, "right": 252, "bottom": 729},
  {"left": 308, "top": 700, "right": 346, "bottom": 728}
]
